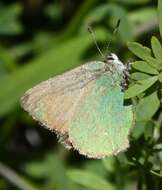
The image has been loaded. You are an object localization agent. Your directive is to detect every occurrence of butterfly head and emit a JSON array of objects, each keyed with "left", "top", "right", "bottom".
[
  {"left": 105, "top": 53, "right": 130, "bottom": 91},
  {"left": 105, "top": 53, "right": 119, "bottom": 64},
  {"left": 105, "top": 53, "right": 125, "bottom": 71}
]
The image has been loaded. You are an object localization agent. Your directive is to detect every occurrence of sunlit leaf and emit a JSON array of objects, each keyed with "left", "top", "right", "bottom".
[
  {"left": 132, "top": 61, "right": 159, "bottom": 75},
  {"left": 128, "top": 42, "right": 151, "bottom": 58},
  {"left": 131, "top": 72, "right": 151, "bottom": 80},
  {"left": 124, "top": 76, "right": 158, "bottom": 99},
  {"left": 151, "top": 36, "right": 162, "bottom": 61},
  {"left": 128, "top": 42, "right": 161, "bottom": 70},
  {"left": 145, "top": 56, "right": 161, "bottom": 70},
  {"left": 158, "top": 72, "right": 162, "bottom": 82}
]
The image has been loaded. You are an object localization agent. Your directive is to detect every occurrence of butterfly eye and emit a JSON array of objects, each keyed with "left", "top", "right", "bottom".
[
  {"left": 107, "top": 56, "right": 115, "bottom": 61},
  {"left": 105, "top": 55, "right": 115, "bottom": 64},
  {"left": 106, "top": 53, "right": 119, "bottom": 63}
]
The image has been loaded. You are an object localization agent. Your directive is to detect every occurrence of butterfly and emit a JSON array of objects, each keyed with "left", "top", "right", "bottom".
[{"left": 20, "top": 53, "right": 134, "bottom": 158}]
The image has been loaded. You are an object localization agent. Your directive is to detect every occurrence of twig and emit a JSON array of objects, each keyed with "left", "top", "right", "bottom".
[{"left": 0, "top": 162, "right": 39, "bottom": 190}]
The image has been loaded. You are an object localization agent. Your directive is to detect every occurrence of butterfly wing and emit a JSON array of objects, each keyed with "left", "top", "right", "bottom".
[
  {"left": 21, "top": 61, "right": 133, "bottom": 158},
  {"left": 68, "top": 71, "right": 133, "bottom": 158},
  {"left": 20, "top": 61, "right": 106, "bottom": 147}
]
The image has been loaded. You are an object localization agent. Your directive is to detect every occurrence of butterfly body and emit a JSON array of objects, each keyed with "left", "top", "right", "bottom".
[{"left": 21, "top": 53, "right": 133, "bottom": 158}]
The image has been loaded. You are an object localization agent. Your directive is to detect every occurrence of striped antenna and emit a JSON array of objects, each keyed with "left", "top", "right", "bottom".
[
  {"left": 87, "top": 25, "right": 105, "bottom": 60},
  {"left": 88, "top": 19, "right": 121, "bottom": 59},
  {"left": 106, "top": 19, "right": 121, "bottom": 53}
]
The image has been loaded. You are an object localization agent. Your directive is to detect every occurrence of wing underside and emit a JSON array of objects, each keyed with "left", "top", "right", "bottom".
[
  {"left": 21, "top": 61, "right": 133, "bottom": 158},
  {"left": 68, "top": 73, "right": 133, "bottom": 158},
  {"left": 20, "top": 61, "right": 106, "bottom": 138}
]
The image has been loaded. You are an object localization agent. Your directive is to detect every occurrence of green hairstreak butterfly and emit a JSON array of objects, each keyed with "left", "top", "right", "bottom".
[{"left": 20, "top": 53, "right": 134, "bottom": 158}]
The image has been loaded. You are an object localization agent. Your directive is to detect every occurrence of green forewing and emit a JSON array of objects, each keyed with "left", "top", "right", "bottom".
[{"left": 69, "top": 66, "right": 133, "bottom": 158}]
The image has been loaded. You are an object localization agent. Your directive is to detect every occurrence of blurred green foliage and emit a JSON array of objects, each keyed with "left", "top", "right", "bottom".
[{"left": 0, "top": 0, "right": 162, "bottom": 190}]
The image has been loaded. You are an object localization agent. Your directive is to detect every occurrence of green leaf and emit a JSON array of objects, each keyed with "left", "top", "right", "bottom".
[
  {"left": 124, "top": 76, "right": 158, "bottom": 99},
  {"left": 136, "top": 92, "right": 160, "bottom": 121},
  {"left": 128, "top": 42, "right": 161, "bottom": 69},
  {"left": 67, "top": 169, "right": 115, "bottom": 190},
  {"left": 158, "top": 72, "right": 162, "bottom": 82},
  {"left": 127, "top": 42, "right": 151, "bottom": 59},
  {"left": 151, "top": 36, "right": 162, "bottom": 61},
  {"left": 0, "top": 29, "right": 107, "bottom": 117},
  {"left": 145, "top": 56, "right": 161, "bottom": 70},
  {"left": 158, "top": 0, "right": 162, "bottom": 38},
  {"left": 132, "top": 61, "right": 159, "bottom": 75},
  {"left": 131, "top": 72, "right": 151, "bottom": 80}
]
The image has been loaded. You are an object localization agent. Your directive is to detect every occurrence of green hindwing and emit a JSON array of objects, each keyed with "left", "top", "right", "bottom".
[{"left": 69, "top": 61, "right": 133, "bottom": 158}]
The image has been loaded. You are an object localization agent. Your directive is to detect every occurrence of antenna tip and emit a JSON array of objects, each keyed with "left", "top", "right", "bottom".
[
  {"left": 87, "top": 25, "right": 92, "bottom": 33},
  {"left": 116, "top": 19, "right": 121, "bottom": 28}
]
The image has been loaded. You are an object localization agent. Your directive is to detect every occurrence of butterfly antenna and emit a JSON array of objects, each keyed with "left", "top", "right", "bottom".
[
  {"left": 106, "top": 19, "right": 121, "bottom": 53},
  {"left": 87, "top": 25, "right": 105, "bottom": 60}
]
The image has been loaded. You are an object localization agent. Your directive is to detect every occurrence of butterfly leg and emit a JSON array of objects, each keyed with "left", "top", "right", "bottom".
[
  {"left": 120, "top": 63, "right": 131, "bottom": 91},
  {"left": 57, "top": 132, "right": 73, "bottom": 149}
]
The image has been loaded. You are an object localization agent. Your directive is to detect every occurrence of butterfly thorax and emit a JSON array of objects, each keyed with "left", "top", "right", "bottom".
[{"left": 104, "top": 53, "right": 129, "bottom": 90}]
